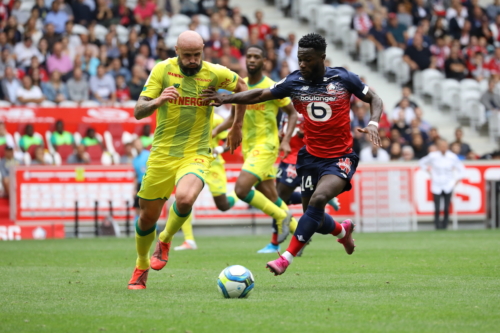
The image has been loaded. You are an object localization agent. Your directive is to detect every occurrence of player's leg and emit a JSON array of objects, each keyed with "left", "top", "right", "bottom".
[
  {"left": 433, "top": 192, "right": 441, "bottom": 230},
  {"left": 276, "top": 162, "right": 302, "bottom": 205},
  {"left": 235, "top": 170, "right": 292, "bottom": 241},
  {"left": 174, "top": 214, "right": 198, "bottom": 250},
  {"left": 128, "top": 198, "right": 166, "bottom": 289},
  {"left": 442, "top": 191, "right": 452, "bottom": 230},
  {"left": 206, "top": 162, "right": 238, "bottom": 211}
]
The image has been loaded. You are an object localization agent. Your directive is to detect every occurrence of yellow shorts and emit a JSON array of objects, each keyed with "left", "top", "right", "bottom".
[
  {"left": 242, "top": 145, "right": 278, "bottom": 183},
  {"left": 206, "top": 159, "right": 228, "bottom": 196},
  {"left": 137, "top": 154, "right": 211, "bottom": 201}
]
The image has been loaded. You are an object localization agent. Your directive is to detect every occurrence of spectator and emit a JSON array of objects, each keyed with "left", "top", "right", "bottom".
[
  {"left": 81, "top": 47, "right": 100, "bottom": 77},
  {"left": 139, "top": 124, "right": 153, "bottom": 148},
  {"left": 30, "top": 146, "right": 47, "bottom": 165},
  {"left": 113, "top": 0, "right": 135, "bottom": 28},
  {"left": 412, "top": 0, "right": 430, "bottom": 26},
  {"left": 428, "top": 127, "right": 441, "bottom": 145},
  {"left": 403, "top": 33, "right": 435, "bottom": 73},
  {"left": 0, "top": 123, "right": 15, "bottom": 148},
  {"left": 72, "top": 0, "right": 93, "bottom": 25},
  {"left": 487, "top": 0, "right": 500, "bottom": 22},
  {"left": 450, "top": 141, "right": 466, "bottom": 160},
  {"left": 67, "top": 144, "right": 90, "bottom": 164},
  {"left": 115, "top": 75, "right": 131, "bottom": 103},
  {"left": 42, "top": 70, "right": 68, "bottom": 103},
  {"left": 134, "top": 0, "right": 156, "bottom": 26},
  {"left": 0, "top": 49, "right": 15, "bottom": 80},
  {"left": 419, "top": 138, "right": 465, "bottom": 230},
  {"left": 16, "top": 75, "right": 44, "bottom": 106},
  {"left": 89, "top": 65, "right": 116, "bottom": 105},
  {"left": 42, "top": 23, "right": 61, "bottom": 53},
  {"left": 66, "top": 67, "right": 89, "bottom": 104},
  {"left": 37, "top": 38, "right": 50, "bottom": 66},
  {"left": 33, "top": 0, "right": 49, "bottom": 21},
  {"left": 190, "top": 14, "right": 209, "bottom": 41},
  {"left": 451, "top": 127, "right": 471, "bottom": 156},
  {"left": 401, "top": 145, "right": 415, "bottom": 161},
  {"left": 0, "top": 32, "right": 13, "bottom": 53},
  {"left": 351, "top": 102, "right": 371, "bottom": 129},
  {"left": 480, "top": 78, "right": 500, "bottom": 117},
  {"left": 108, "top": 57, "right": 131, "bottom": 82},
  {"left": 120, "top": 142, "right": 134, "bottom": 164},
  {"left": 82, "top": 127, "right": 103, "bottom": 148},
  {"left": 430, "top": 36, "right": 450, "bottom": 71},
  {"left": 490, "top": 14, "right": 500, "bottom": 46},
  {"left": 411, "top": 132, "right": 428, "bottom": 159},
  {"left": 5, "top": 16, "right": 22, "bottom": 45},
  {"left": 50, "top": 120, "right": 74, "bottom": 148},
  {"left": 445, "top": 46, "right": 467, "bottom": 81},
  {"left": 391, "top": 98, "right": 415, "bottom": 125},
  {"left": 415, "top": 108, "right": 431, "bottom": 134},
  {"left": 468, "top": 52, "right": 490, "bottom": 81},
  {"left": 429, "top": 17, "right": 448, "bottom": 41},
  {"left": 396, "top": 3, "right": 413, "bottom": 28},
  {"left": 45, "top": 0, "right": 69, "bottom": 34},
  {"left": 0, "top": 67, "right": 21, "bottom": 104},
  {"left": 127, "top": 65, "right": 146, "bottom": 101},
  {"left": 387, "top": 13, "right": 408, "bottom": 49},
  {"left": 360, "top": 142, "right": 390, "bottom": 162},
  {"left": 24, "top": 17, "right": 43, "bottom": 46},
  {"left": 94, "top": 0, "right": 113, "bottom": 27},
  {"left": 0, "top": 146, "right": 21, "bottom": 197},
  {"left": 233, "top": 14, "right": 249, "bottom": 42},
  {"left": 368, "top": 14, "right": 390, "bottom": 51},
  {"left": 389, "top": 142, "right": 402, "bottom": 160},
  {"left": 249, "top": 10, "right": 271, "bottom": 41},
  {"left": 19, "top": 124, "right": 43, "bottom": 152},
  {"left": 13, "top": 36, "right": 44, "bottom": 69},
  {"left": 132, "top": 138, "right": 149, "bottom": 215},
  {"left": 487, "top": 47, "right": 500, "bottom": 77},
  {"left": 47, "top": 41, "right": 73, "bottom": 76}
]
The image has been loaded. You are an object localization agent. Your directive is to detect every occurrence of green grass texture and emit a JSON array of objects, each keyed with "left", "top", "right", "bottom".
[{"left": 1, "top": 230, "right": 499, "bottom": 333}]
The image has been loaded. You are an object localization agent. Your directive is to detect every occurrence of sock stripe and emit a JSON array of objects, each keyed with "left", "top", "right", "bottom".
[
  {"left": 135, "top": 218, "right": 157, "bottom": 236},
  {"left": 242, "top": 189, "right": 255, "bottom": 203},
  {"left": 274, "top": 197, "right": 283, "bottom": 207},
  {"left": 173, "top": 202, "right": 191, "bottom": 217}
]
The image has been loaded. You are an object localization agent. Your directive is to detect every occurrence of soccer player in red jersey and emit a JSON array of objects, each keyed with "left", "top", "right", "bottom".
[{"left": 202, "top": 33, "right": 383, "bottom": 276}]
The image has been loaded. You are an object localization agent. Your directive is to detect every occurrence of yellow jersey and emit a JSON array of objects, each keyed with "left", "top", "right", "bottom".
[
  {"left": 211, "top": 113, "right": 228, "bottom": 164},
  {"left": 140, "top": 57, "right": 239, "bottom": 160},
  {"left": 242, "top": 76, "right": 291, "bottom": 155}
]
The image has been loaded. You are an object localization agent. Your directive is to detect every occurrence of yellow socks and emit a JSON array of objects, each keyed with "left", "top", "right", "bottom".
[
  {"left": 274, "top": 197, "right": 298, "bottom": 233},
  {"left": 242, "top": 189, "right": 287, "bottom": 221},
  {"left": 181, "top": 215, "right": 195, "bottom": 241},
  {"left": 135, "top": 218, "right": 157, "bottom": 270},
  {"left": 159, "top": 202, "right": 192, "bottom": 244}
]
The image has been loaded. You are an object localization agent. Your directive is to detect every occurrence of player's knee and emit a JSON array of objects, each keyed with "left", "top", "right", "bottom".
[
  {"left": 175, "top": 194, "right": 196, "bottom": 213},
  {"left": 216, "top": 202, "right": 230, "bottom": 212},
  {"left": 234, "top": 187, "right": 250, "bottom": 201},
  {"left": 309, "top": 193, "right": 329, "bottom": 208},
  {"left": 139, "top": 210, "right": 159, "bottom": 227}
]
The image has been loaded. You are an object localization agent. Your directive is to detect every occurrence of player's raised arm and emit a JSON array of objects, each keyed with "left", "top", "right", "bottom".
[
  {"left": 201, "top": 86, "right": 276, "bottom": 107},
  {"left": 356, "top": 89, "right": 383, "bottom": 147}
]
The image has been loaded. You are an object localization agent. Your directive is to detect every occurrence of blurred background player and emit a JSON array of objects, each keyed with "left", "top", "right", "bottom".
[
  {"left": 132, "top": 138, "right": 149, "bottom": 217},
  {"left": 202, "top": 33, "right": 383, "bottom": 276},
  {"left": 128, "top": 31, "right": 248, "bottom": 290},
  {"left": 257, "top": 114, "right": 341, "bottom": 254},
  {"left": 211, "top": 45, "right": 298, "bottom": 248},
  {"left": 174, "top": 113, "right": 238, "bottom": 250}
]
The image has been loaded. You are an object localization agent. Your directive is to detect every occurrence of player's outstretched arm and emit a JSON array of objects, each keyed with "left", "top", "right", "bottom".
[
  {"left": 279, "top": 103, "right": 298, "bottom": 159},
  {"left": 356, "top": 89, "right": 383, "bottom": 147},
  {"left": 225, "top": 77, "right": 249, "bottom": 153},
  {"left": 134, "top": 87, "right": 180, "bottom": 120},
  {"left": 201, "top": 87, "right": 276, "bottom": 107}
]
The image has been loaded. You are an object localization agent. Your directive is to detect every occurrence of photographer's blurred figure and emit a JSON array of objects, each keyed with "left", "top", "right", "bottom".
[
  {"left": 419, "top": 139, "right": 465, "bottom": 230},
  {"left": 132, "top": 138, "right": 149, "bottom": 216}
]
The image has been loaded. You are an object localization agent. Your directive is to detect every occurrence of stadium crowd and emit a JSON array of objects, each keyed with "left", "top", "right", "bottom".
[{"left": 0, "top": 0, "right": 499, "bottom": 184}]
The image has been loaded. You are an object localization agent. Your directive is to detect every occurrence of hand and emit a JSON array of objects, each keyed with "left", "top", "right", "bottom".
[
  {"left": 157, "top": 86, "right": 180, "bottom": 106},
  {"left": 357, "top": 124, "right": 381, "bottom": 146},
  {"left": 279, "top": 140, "right": 291, "bottom": 159},
  {"left": 227, "top": 125, "right": 242, "bottom": 154},
  {"left": 200, "top": 86, "right": 225, "bottom": 106}
]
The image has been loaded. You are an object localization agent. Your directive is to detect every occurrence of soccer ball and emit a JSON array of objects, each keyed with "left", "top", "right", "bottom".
[{"left": 217, "top": 265, "right": 255, "bottom": 298}]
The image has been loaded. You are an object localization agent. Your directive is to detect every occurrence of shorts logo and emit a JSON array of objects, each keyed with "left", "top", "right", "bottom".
[
  {"left": 286, "top": 164, "right": 297, "bottom": 179},
  {"left": 337, "top": 158, "right": 352, "bottom": 174}
]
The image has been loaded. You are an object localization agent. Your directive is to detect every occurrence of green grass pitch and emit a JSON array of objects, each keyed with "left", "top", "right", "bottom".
[{"left": 1, "top": 230, "right": 500, "bottom": 332}]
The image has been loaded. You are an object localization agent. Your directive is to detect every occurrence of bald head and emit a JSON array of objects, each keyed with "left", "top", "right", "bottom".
[
  {"left": 176, "top": 31, "right": 204, "bottom": 50},
  {"left": 176, "top": 31, "right": 204, "bottom": 75}
]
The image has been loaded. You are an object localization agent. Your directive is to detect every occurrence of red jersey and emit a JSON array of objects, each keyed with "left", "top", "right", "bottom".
[{"left": 270, "top": 67, "right": 368, "bottom": 159}]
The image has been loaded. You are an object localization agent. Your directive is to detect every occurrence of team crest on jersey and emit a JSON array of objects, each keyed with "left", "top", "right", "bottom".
[
  {"left": 326, "top": 82, "right": 337, "bottom": 94},
  {"left": 337, "top": 158, "right": 352, "bottom": 174}
]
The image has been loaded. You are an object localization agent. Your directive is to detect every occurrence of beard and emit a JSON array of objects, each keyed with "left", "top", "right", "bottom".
[
  {"left": 178, "top": 58, "right": 203, "bottom": 76},
  {"left": 246, "top": 63, "right": 263, "bottom": 75}
]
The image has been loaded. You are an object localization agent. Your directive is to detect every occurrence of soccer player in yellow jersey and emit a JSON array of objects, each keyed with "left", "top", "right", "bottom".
[
  {"left": 174, "top": 113, "right": 238, "bottom": 250},
  {"left": 127, "top": 31, "right": 248, "bottom": 289},
  {"left": 212, "top": 45, "right": 298, "bottom": 249}
]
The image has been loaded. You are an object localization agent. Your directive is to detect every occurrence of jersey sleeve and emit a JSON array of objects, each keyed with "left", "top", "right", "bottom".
[
  {"left": 343, "top": 71, "right": 369, "bottom": 100},
  {"left": 275, "top": 96, "right": 292, "bottom": 108},
  {"left": 269, "top": 75, "right": 293, "bottom": 99},
  {"left": 213, "top": 65, "right": 239, "bottom": 91},
  {"left": 140, "top": 62, "right": 165, "bottom": 99}
]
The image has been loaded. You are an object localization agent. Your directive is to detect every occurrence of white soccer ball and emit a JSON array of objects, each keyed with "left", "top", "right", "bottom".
[{"left": 217, "top": 265, "right": 255, "bottom": 298}]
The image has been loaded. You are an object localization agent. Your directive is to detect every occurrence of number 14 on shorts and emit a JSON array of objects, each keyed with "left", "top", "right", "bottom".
[{"left": 301, "top": 176, "right": 314, "bottom": 191}]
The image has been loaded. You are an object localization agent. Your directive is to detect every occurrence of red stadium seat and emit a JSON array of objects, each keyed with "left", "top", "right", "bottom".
[
  {"left": 77, "top": 123, "right": 91, "bottom": 137},
  {"left": 56, "top": 145, "right": 74, "bottom": 163},
  {"left": 86, "top": 145, "right": 103, "bottom": 164},
  {"left": 27, "top": 145, "right": 41, "bottom": 159},
  {"left": 107, "top": 124, "right": 125, "bottom": 155},
  {"left": 0, "top": 144, "right": 5, "bottom": 158}
]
